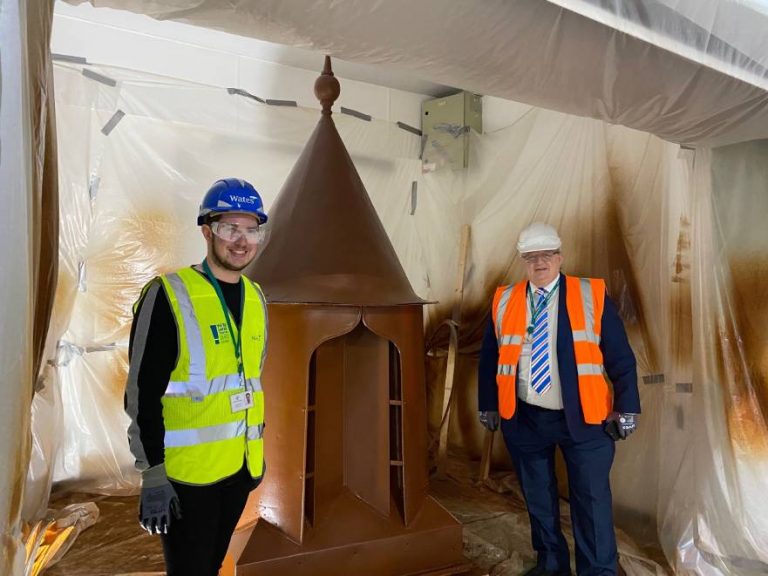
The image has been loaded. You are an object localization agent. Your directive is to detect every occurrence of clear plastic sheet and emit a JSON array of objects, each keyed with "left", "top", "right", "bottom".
[
  {"left": 1, "top": 2, "right": 57, "bottom": 575},
  {"left": 36, "top": 58, "right": 768, "bottom": 574},
  {"left": 65, "top": 0, "right": 768, "bottom": 146}
]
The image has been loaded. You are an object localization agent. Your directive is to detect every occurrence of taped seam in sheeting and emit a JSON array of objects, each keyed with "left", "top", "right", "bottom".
[
  {"left": 675, "top": 382, "right": 692, "bottom": 394},
  {"left": 100, "top": 110, "right": 124, "bottom": 135},
  {"left": 88, "top": 175, "right": 100, "bottom": 201},
  {"left": 397, "top": 121, "right": 422, "bottom": 137},
  {"left": 340, "top": 106, "right": 372, "bottom": 121},
  {"left": 51, "top": 52, "right": 87, "bottom": 64},
  {"left": 81, "top": 68, "right": 116, "bottom": 87},
  {"left": 49, "top": 340, "right": 117, "bottom": 368},
  {"left": 227, "top": 87, "right": 265, "bottom": 103},
  {"left": 265, "top": 98, "right": 297, "bottom": 107},
  {"left": 643, "top": 373, "right": 665, "bottom": 385},
  {"left": 77, "top": 261, "right": 86, "bottom": 292}
]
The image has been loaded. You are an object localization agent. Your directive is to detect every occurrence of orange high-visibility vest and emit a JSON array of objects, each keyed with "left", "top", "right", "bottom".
[{"left": 491, "top": 275, "right": 611, "bottom": 423}]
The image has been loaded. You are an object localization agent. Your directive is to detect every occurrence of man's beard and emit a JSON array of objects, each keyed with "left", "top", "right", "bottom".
[{"left": 210, "top": 241, "right": 255, "bottom": 272}]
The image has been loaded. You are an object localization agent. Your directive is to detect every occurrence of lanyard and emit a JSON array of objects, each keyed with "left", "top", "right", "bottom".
[
  {"left": 527, "top": 283, "right": 558, "bottom": 334},
  {"left": 202, "top": 260, "right": 244, "bottom": 379}
]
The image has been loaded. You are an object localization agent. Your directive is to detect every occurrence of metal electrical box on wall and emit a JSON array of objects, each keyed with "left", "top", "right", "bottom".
[{"left": 421, "top": 91, "right": 482, "bottom": 171}]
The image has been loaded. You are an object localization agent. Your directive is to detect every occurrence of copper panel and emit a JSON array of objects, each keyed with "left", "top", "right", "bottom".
[
  {"left": 238, "top": 493, "right": 467, "bottom": 576},
  {"left": 310, "top": 338, "right": 344, "bottom": 521},
  {"left": 363, "top": 306, "right": 429, "bottom": 526},
  {"left": 255, "top": 304, "right": 361, "bottom": 543},
  {"left": 342, "top": 325, "right": 391, "bottom": 516}
]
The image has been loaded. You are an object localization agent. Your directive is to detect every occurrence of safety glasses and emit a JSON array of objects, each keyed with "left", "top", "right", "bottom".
[
  {"left": 210, "top": 221, "right": 266, "bottom": 244},
  {"left": 522, "top": 251, "right": 560, "bottom": 264}
]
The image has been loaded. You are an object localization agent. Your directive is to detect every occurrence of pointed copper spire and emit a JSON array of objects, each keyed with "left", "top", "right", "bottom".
[{"left": 247, "top": 57, "right": 422, "bottom": 305}]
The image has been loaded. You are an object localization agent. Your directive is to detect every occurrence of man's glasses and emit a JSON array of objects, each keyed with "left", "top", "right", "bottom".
[
  {"left": 522, "top": 251, "right": 560, "bottom": 264},
  {"left": 210, "top": 221, "right": 266, "bottom": 244}
]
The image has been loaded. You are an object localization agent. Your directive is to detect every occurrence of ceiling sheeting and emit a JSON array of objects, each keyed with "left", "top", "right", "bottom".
[{"left": 68, "top": 0, "right": 768, "bottom": 146}]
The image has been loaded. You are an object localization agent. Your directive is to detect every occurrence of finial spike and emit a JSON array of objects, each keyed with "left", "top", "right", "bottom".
[{"left": 314, "top": 55, "right": 340, "bottom": 115}]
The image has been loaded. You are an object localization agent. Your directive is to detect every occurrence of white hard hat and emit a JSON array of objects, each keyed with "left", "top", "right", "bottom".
[{"left": 517, "top": 222, "right": 562, "bottom": 254}]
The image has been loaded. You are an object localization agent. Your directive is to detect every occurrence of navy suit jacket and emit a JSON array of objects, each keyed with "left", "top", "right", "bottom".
[{"left": 478, "top": 274, "right": 641, "bottom": 441}]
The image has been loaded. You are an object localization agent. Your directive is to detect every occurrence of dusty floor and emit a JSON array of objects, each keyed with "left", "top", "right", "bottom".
[{"left": 44, "top": 455, "right": 668, "bottom": 575}]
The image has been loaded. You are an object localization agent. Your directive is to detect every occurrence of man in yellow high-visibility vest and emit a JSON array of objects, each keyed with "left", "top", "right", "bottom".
[{"left": 125, "top": 178, "right": 269, "bottom": 576}]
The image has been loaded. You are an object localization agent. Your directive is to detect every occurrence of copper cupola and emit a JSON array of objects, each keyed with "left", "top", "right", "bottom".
[{"left": 239, "top": 57, "right": 467, "bottom": 576}]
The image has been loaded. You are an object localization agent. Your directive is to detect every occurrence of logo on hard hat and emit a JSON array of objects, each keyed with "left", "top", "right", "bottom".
[{"left": 230, "top": 195, "right": 255, "bottom": 204}]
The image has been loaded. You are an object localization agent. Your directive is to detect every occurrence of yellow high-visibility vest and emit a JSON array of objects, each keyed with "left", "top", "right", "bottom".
[{"left": 158, "top": 267, "right": 267, "bottom": 485}]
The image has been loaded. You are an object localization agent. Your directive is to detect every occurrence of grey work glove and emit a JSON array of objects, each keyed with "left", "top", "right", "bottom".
[
  {"left": 139, "top": 463, "right": 182, "bottom": 535},
  {"left": 478, "top": 410, "right": 500, "bottom": 432},
  {"left": 603, "top": 412, "right": 638, "bottom": 440}
]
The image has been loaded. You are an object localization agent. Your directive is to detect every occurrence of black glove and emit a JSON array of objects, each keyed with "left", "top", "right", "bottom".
[
  {"left": 478, "top": 410, "right": 500, "bottom": 432},
  {"left": 603, "top": 412, "right": 638, "bottom": 440},
  {"left": 139, "top": 463, "right": 182, "bottom": 535}
]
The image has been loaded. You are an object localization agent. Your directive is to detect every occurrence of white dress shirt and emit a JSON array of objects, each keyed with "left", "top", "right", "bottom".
[{"left": 517, "top": 276, "right": 564, "bottom": 410}]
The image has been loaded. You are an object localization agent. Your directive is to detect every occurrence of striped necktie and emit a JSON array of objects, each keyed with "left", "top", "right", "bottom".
[{"left": 530, "top": 287, "right": 552, "bottom": 395}]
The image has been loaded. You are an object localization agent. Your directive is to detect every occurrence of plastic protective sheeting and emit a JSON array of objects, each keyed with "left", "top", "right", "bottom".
[
  {"left": 1, "top": 1, "right": 58, "bottom": 575},
  {"left": 23, "top": 502, "right": 99, "bottom": 575},
  {"left": 66, "top": 0, "right": 768, "bottom": 146},
  {"left": 548, "top": 0, "right": 768, "bottom": 92},
  {"left": 41, "top": 59, "right": 768, "bottom": 574}
]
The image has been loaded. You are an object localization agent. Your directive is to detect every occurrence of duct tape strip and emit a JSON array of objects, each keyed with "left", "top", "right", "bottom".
[
  {"left": 434, "top": 122, "right": 469, "bottom": 138},
  {"left": 397, "top": 121, "right": 422, "bottom": 137},
  {"left": 77, "top": 261, "right": 87, "bottom": 292},
  {"left": 642, "top": 373, "right": 665, "bottom": 385},
  {"left": 265, "top": 99, "right": 297, "bottom": 107},
  {"left": 410, "top": 182, "right": 418, "bottom": 215},
  {"left": 419, "top": 134, "right": 428, "bottom": 159},
  {"left": 82, "top": 68, "right": 117, "bottom": 87},
  {"left": 227, "top": 87, "right": 265, "bottom": 103},
  {"left": 101, "top": 110, "right": 125, "bottom": 135},
  {"left": 51, "top": 341, "right": 118, "bottom": 367},
  {"left": 340, "top": 106, "right": 371, "bottom": 121},
  {"left": 676, "top": 382, "right": 693, "bottom": 393},
  {"left": 52, "top": 53, "right": 88, "bottom": 64},
  {"left": 676, "top": 405, "right": 685, "bottom": 430},
  {"left": 88, "top": 176, "right": 100, "bottom": 202}
]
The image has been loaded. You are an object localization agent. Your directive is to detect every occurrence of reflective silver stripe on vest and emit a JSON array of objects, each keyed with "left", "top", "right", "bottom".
[
  {"left": 247, "top": 423, "right": 265, "bottom": 441},
  {"left": 577, "top": 363, "right": 603, "bottom": 376},
  {"left": 251, "top": 281, "right": 269, "bottom": 373},
  {"left": 572, "top": 330, "right": 588, "bottom": 342},
  {"left": 166, "top": 273, "right": 207, "bottom": 385},
  {"left": 495, "top": 285, "right": 515, "bottom": 340},
  {"left": 165, "top": 375, "right": 263, "bottom": 398},
  {"left": 165, "top": 420, "right": 246, "bottom": 448},
  {"left": 497, "top": 364, "right": 516, "bottom": 376},
  {"left": 499, "top": 334, "right": 523, "bottom": 346},
  {"left": 579, "top": 278, "right": 600, "bottom": 345}
]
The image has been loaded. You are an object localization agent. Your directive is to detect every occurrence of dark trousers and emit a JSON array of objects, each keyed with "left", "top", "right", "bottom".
[
  {"left": 501, "top": 402, "right": 617, "bottom": 576},
  {"left": 161, "top": 465, "right": 256, "bottom": 576}
]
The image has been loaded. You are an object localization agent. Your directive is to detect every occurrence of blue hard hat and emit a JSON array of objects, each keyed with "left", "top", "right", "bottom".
[{"left": 197, "top": 178, "right": 268, "bottom": 225}]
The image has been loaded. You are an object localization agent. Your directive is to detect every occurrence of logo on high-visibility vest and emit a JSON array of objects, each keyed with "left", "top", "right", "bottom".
[{"left": 210, "top": 323, "right": 231, "bottom": 344}]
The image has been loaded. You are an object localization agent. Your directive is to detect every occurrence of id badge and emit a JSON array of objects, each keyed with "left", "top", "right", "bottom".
[{"left": 230, "top": 390, "right": 254, "bottom": 413}]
